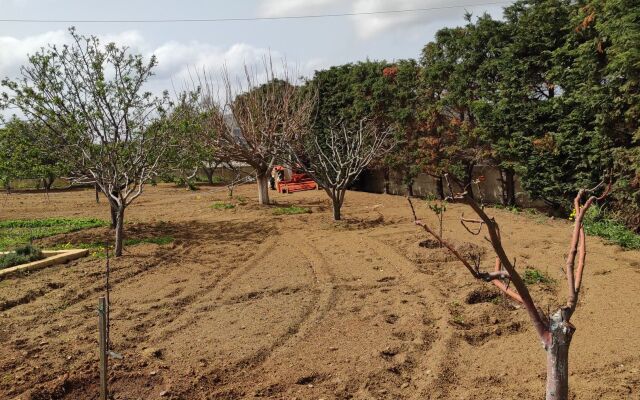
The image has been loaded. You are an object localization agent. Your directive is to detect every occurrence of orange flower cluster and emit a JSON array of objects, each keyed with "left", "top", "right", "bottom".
[{"left": 382, "top": 66, "right": 398, "bottom": 79}]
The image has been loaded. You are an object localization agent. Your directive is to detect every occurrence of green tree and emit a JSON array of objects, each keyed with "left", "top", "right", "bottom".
[
  {"left": 0, "top": 118, "right": 69, "bottom": 190},
  {"left": 161, "top": 91, "right": 222, "bottom": 189},
  {"left": 306, "top": 60, "right": 419, "bottom": 194},
  {"left": 554, "top": 0, "right": 639, "bottom": 226},
  {"left": 381, "top": 59, "right": 424, "bottom": 196},
  {"left": 2, "top": 28, "right": 170, "bottom": 256},
  {"left": 419, "top": 15, "right": 498, "bottom": 198}
]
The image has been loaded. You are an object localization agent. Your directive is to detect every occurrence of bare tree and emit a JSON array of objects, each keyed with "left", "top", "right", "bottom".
[
  {"left": 2, "top": 28, "right": 170, "bottom": 256},
  {"left": 200, "top": 60, "right": 314, "bottom": 205},
  {"left": 288, "top": 119, "right": 394, "bottom": 220},
  {"left": 408, "top": 175, "right": 611, "bottom": 400}
]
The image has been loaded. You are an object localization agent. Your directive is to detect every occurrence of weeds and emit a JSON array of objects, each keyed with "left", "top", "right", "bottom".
[
  {"left": 583, "top": 206, "right": 640, "bottom": 250},
  {"left": 273, "top": 205, "right": 311, "bottom": 215},
  {"left": 234, "top": 196, "right": 248, "bottom": 205},
  {"left": 0, "top": 244, "right": 44, "bottom": 269},
  {"left": 523, "top": 268, "right": 554, "bottom": 285},
  {"left": 211, "top": 202, "right": 235, "bottom": 210},
  {"left": 0, "top": 218, "right": 108, "bottom": 251}
]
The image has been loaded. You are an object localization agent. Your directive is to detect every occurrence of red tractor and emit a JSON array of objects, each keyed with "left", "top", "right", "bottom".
[{"left": 274, "top": 166, "right": 318, "bottom": 193}]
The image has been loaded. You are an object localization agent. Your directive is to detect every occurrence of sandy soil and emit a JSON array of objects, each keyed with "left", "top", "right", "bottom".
[{"left": 0, "top": 184, "right": 638, "bottom": 400}]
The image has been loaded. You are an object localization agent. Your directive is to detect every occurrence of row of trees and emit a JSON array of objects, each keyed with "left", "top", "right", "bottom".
[
  {"left": 1, "top": 0, "right": 637, "bottom": 253},
  {"left": 0, "top": 29, "right": 392, "bottom": 254},
  {"left": 304, "top": 0, "right": 638, "bottom": 227}
]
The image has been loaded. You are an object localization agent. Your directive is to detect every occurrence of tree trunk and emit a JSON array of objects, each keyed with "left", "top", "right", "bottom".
[
  {"left": 114, "top": 206, "right": 125, "bottom": 257},
  {"left": 504, "top": 168, "right": 516, "bottom": 206},
  {"left": 256, "top": 171, "right": 270, "bottom": 205},
  {"left": 95, "top": 184, "right": 100, "bottom": 203},
  {"left": 109, "top": 202, "right": 118, "bottom": 229},
  {"left": 332, "top": 197, "right": 342, "bottom": 220},
  {"left": 436, "top": 176, "right": 445, "bottom": 200},
  {"left": 43, "top": 175, "right": 55, "bottom": 191},
  {"left": 545, "top": 310, "right": 574, "bottom": 400},
  {"left": 203, "top": 167, "right": 215, "bottom": 185},
  {"left": 465, "top": 164, "right": 475, "bottom": 200},
  {"left": 407, "top": 181, "right": 414, "bottom": 197},
  {"left": 383, "top": 167, "right": 390, "bottom": 194}
]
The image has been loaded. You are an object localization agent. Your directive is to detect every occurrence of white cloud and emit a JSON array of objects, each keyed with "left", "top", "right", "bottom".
[
  {"left": 351, "top": 0, "right": 447, "bottom": 39},
  {"left": 0, "top": 29, "right": 322, "bottom": 118},
  {"left": 0, "top": 30, "right": 67, "bottom": 79},
  {"left": 259, "top": 0, "right": 341, "bottom": 17},
  {"left": 258, "top": 0, "right": 499, "bottom": 38}
]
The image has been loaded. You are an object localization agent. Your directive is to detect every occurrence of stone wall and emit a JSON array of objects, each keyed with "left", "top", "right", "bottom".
[{"left": 355, "top": 166, "right": 543, "bottom": 207}]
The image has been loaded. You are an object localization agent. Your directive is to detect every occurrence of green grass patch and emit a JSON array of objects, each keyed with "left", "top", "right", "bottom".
[
  {"left": 211, "top": 202, "right": 235, "bottom": 210},
  {"left": 0, "top": 217, "right": 108, "bottom": 251},
  {"left": 272, "top": 205, "right": 311, "bottom": 215},
  {"left": 584, "top": 206, "right": 640, "bottom": 250},
  {"left": 0, "top": 244, "right": 44, "bottom": 269},
  {"left": 523, "top": 268, "right": 554, "bottom": 285}
]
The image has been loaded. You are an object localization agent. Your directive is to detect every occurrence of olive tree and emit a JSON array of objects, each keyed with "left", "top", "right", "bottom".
[{"left": 2, "top": 28, "right": 170, "bottom": 256}]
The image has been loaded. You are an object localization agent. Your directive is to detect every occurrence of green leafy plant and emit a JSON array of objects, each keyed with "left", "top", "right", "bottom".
[
  {"left": 272, "top": 205, "right": 311, "bottom": 215},
  {"left": 0, "top": 244, "right": 44, "bottom": 269},
  {"left": 523, "top": 268, "right": 554, "bottom": 285},
  {"left": 583, "top": 206, "right": 640, "bottom": 250},
  {"left": 211, "top": 202, "right": 235, "bottom": 210},
  {"left": 0, "top": 218, "right": 108, "bottom": 251},
  {"left": 425, "top": 194, "right": 447, "bottom": 247}
]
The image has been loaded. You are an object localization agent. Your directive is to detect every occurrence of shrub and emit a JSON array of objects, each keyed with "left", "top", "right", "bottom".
[
  {"left": 0, "top": 244, "right": 44, "bottom": 269},
  {"left": 583, "top": 206, "right": 640, "bottom": 250}
]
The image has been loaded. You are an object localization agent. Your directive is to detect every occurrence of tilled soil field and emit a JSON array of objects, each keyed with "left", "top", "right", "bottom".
[{"left": 0, "top": 184, "right": 638, "bottom": 399}]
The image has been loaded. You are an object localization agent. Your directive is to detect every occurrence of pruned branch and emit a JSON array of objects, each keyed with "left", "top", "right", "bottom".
[
  {"left": 564, "top": 179, "right": 611, "bottom": 318},
  {"left": 410, "top": 173, "right": 612, "bottom": 348}
]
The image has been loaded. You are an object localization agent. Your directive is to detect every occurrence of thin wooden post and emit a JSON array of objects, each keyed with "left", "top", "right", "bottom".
[
  {"left": 105, "top": 243, "right": 110, "bottom": 352},
  {"left": 98, "top": 296, "right": 108, "bottom": 400}
]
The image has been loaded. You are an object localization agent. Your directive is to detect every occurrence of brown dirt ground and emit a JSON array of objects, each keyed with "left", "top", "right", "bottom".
[{"left": 0, "top": 184, "right": 638, "bottom": 400}]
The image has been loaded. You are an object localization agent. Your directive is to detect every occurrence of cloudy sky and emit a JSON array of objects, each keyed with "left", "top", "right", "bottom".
[{"left": 1, "top": 0, "right": 512, "bottom": 101}]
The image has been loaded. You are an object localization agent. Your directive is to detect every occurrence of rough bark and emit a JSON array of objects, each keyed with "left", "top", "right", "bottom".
[
  {"left": 465, "top": 164, "right": 475, "bottom": 200},
  {"left": 383, "top": 167, "right": 390, "bottom": 194},
  {"left": 332, "top": 198, "right": 342, "bottom": 220},
  {"left": 503, "top": 168, "right": 516, "bottom": 206},
  {"left": 114, "top": 206, "right": 125, "bottom": 257},
  {"left": 406, "top": 181, "right": 414, "bottom": 197},
  {"left": 436, "top": 176, "right": 445, "bottom": 200},
  {"left": 109, "top": 202, "right": 118, "bottom": 229},
  {"left": 257, "top": 171, "right": 270, "bottom": 205},
  {"left": 203, "top": 167, "right": 215, "bottom": 185},
  {"left": 43, "top": 175, "right": 55, "bottom": 191},
  {"left": 545, "top": 310, "right": 574, "bottom": 400},
  {"left": 325, "top": 188, "right": 344, "bottom": 221}
]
